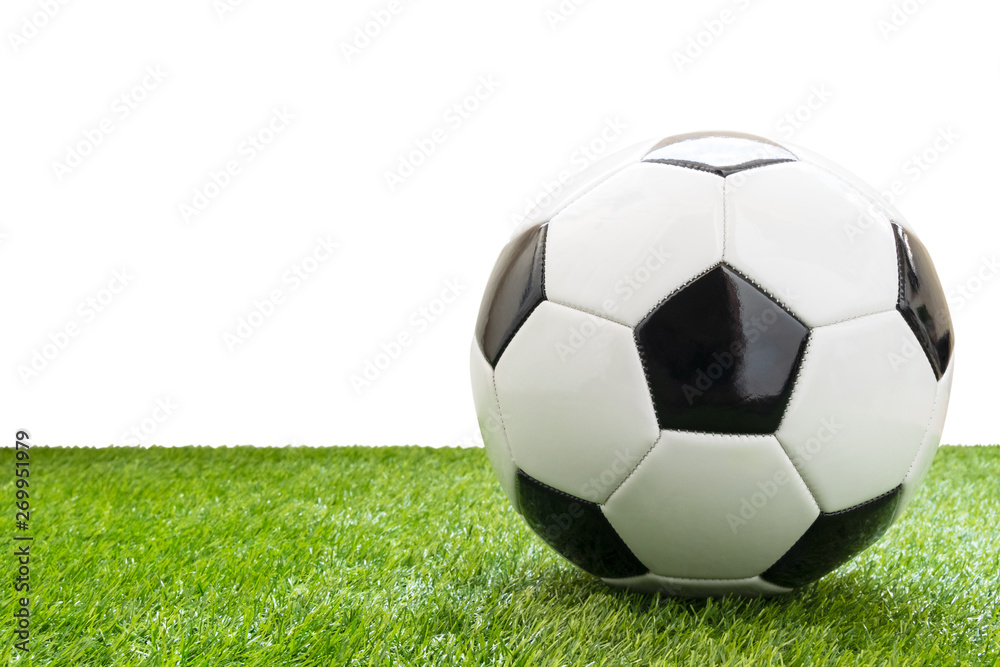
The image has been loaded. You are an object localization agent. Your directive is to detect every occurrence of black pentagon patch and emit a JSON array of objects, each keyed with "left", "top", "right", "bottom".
[
  {"left": 635, "top": 265, "right": 808, "bottom": 434},
  {"left": 642, "top": 131, "right": 797, "bottom": 177},
  {"left": 475, "top": 224, "right": 547, "bottom": 367},
  {"left": 645, "top": 157, "right": 797, "bottom": 179},
  {"left": 761, "top": 485, "right": 901, "bottom": 589},
  {"left": 892, "top": 223, "right": 953, "bottom": 380},
  {"left": 516, "top": 470, "right": 647, "bottom": 579}
]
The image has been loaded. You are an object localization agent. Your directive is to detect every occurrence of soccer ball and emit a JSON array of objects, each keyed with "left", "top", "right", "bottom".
[{"left": 470, "top": 131, "right": 954, "bottom": 596}]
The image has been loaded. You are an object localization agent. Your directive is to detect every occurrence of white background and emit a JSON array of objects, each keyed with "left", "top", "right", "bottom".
[{"left": 1, "top": 0, "right": 996, "bottom": 446}]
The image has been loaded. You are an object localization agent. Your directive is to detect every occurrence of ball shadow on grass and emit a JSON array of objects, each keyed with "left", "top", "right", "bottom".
[{"left": 506, "top": 561, "right": 941, "bottom": 635}]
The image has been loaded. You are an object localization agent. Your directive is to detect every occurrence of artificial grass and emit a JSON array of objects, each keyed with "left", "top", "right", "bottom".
[{"left": 1, "top": 446, "right": 997, "bottom": 666}]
